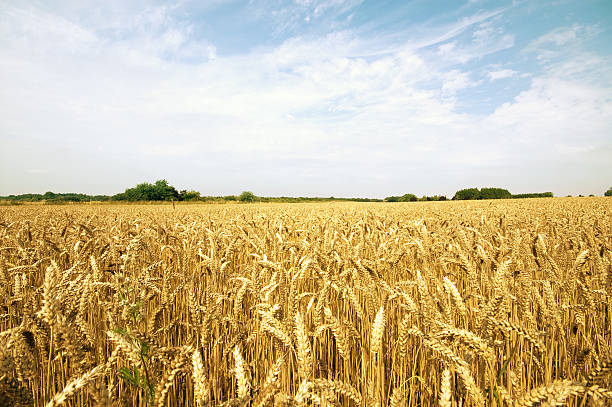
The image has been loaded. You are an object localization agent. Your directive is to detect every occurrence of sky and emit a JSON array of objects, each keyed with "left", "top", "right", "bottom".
[{"left": 0, "top": 0, "right": 611, "bottom": 198}]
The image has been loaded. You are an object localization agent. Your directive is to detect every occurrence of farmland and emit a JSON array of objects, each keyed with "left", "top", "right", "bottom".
[{"left": 0, "top": 198, "right": 611, "bottom": 406}]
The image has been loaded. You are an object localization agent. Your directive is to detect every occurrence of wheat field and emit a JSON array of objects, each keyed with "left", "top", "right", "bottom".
[{"left": 0, "top": 198, "right": 610, "bottom": 407}]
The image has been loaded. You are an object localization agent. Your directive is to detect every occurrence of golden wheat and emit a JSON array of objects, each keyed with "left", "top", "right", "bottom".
[{"left": 0, "top": 198, "right": 609, "bottom": 406}]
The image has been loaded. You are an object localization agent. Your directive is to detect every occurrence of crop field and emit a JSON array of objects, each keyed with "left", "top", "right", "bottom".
[{"left": 0, "top": 199, "right": 611, "bottom": 407}]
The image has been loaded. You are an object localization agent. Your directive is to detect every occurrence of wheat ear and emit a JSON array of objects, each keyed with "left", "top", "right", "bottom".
[
  {"left": 515, "top": 380, "right": 586, "bottom": 407},
  {"left": 371, "top": 305, "right": 385, "bottom": 355},
  {"left": 295, "top": 311, "right": 312, "bottom": 379},
  {"left": 192, "top": 349, "right": 209, "bottom": 406},
  {"left": 439, "top": 368, "right": 452, "bottom": 407},
  {"left": 45, "top": 364, "right": 105, "bottom": 407},
  {"left": 233, "top": 345, "right": 250, "bottom": 399}
]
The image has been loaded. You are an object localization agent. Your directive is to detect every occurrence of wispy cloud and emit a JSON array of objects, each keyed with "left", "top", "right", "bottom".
[
  {"left": 525, "top": 24, "right": 601, "bottom": 62},
  {"left": 403, "top": 8, "right": 506, "bottom": 53},
  {"left": 249, "top": 0, "right": 364, "bottom": 37},
  {"left": 442, "top": 70, "right": 480, "bottom": 96}
]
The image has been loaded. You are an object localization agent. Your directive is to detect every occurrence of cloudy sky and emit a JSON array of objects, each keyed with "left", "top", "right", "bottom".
[{"left": 1, "top": 0, "right": 611, "bottom": 198}]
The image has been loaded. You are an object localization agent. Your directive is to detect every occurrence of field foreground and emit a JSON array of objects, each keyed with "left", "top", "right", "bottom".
[{"left": 0, "top": 199, "right": 611, "bottom": 407}]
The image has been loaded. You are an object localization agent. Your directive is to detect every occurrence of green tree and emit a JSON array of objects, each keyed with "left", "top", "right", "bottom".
[
  {"left": 239, "top": 191, "right": 256, "bottom": 202},
  {"left": 180, "top": 190, "right": 201, "bottom": 201},
  {"left": 511, "top": 192, "right": 553, "bottom": 198},
  {"left": 479, "top": 188, "right": 511, "bottom": 200},
  {"left": 153, "top": 180, "right": 179, "bottom": 201},
  {"left": 385, "top": 194, "right": 417, "bottom": 202},
  {"left": 401, "top": 193, "right": 417, "bottom": 202},
  {"left": 453, "top": 188, "right": 480, "bottom": 200},
  {"left": 605, "top": 187, "right": 612, "bottom": 197},
  {"left": 43, "top": 191, "right": 56, "bottom": 200},
  {"left": 113, "top": 180, "right": 180, "bottom": 201}
]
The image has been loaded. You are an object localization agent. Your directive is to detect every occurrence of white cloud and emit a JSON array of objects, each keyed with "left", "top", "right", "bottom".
[
  {"left": 525, "top": 24, "right": 600, "bottom": 62},
  {"left": 472, "top": 20, "right": 496, "bottom": 46},
  {"left": 0, "top": 6, "right": 449, "bottom": 156},
  {"left": 438, "top": 41, "right": 456, "bottom": 55},
  {"left": 530, "top": 24, "right": 581, "bottom": 48},
  {"left": 446, "top": 34, "right": 514, "bottom": 64},
  {"left": 483, "top": 58, "right": 612, "bottom": 167},
  {"left": 425, "top": 13, "right": 514, "bottom": 65},
  {"left": 251, "top": 0, "right": 364, "bottom": 36},
  {"left": 442, "top": 70, "right": 479, "bottom": 96},
  {"left": 488, "top": 69, "right": 517, "bottom": 80},
  {"left": 399, "top": 8, "right": 507, "bottom": 58}
]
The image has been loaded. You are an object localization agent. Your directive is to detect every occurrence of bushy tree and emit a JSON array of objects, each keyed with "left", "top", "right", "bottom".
[
  {"left": 419, "top": 195, "right": 447, "bottom": 201},
  {"left": 239, "top": 191, "right": 256, "bottom": 202},
  {"left": 385, "top": 193, "right": 417, "bottom": 202},
  {"left": 512, "top": 192, "right": 553, "bottom": 199},
  {"left": 479, "top": 188, "right": 511, "bottom": 200},
  {"left": 153, "top": 180, "right": 180, "bottom": 201},
  {"left": 113, "top": 180, "right": 179, "bottom": 201},
  {"left": 180, "top": 190, "right": 201, "bottom": 201},
  {"left": 453, "top": 188, "right": 480, "bottom": 200},
  {"left": 605, "top": 187, "right": 612, "bottom": 197}
]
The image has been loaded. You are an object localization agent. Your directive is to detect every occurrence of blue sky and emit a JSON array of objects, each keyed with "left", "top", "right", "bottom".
[{"left": 0, "top": 0, "right": 611, "bottom": 197}]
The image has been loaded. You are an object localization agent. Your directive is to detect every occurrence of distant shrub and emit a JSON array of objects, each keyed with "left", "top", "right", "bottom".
[
  {"left": 512, "top": 192, "right": 553, "bottom": 199},
  {"left": 113, "top": 180, "right": 179, "bottom": 201},
  {"left": 239, "top": 191, "right": 256, "bottom": 203},
  {"left": 180, "top": 190, "right": 201, "bottom": 201},
  {"left": 605, "top": 187, "right": 612, "bottom": 197},
  {"left": 417, "top": 195, "right": 447, "bottom": 201},
  {"left": 453, "top": 188, "right": 480, "bottom": 200},
  {"left": 479, "top": 188, "right": 511, "bottom": 200},
  {"left": 385, "top": 194, "right": 417, "bottom": 202},
  {"left": 452, "top": 188, "right": 554, "bottom": 200}
]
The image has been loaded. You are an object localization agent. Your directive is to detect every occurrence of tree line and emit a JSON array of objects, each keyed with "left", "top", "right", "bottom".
[
  {"left": 384, "top": 194, "right": 448, "bottom": 202},
  {"left": 2, "top": 181, "right": 610, "bottom": 203},
  {"left": 0, "top": 180, "right": 384, "bottom": 203},
  {"left": 451, "top": 188, "right": 553, "bottom": 200},
  {"left": 384, "top": 188, "right": 554, "bottom": 202},
  {"left": 0, "top": 191, "right": 112, "bottom": 203}
]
